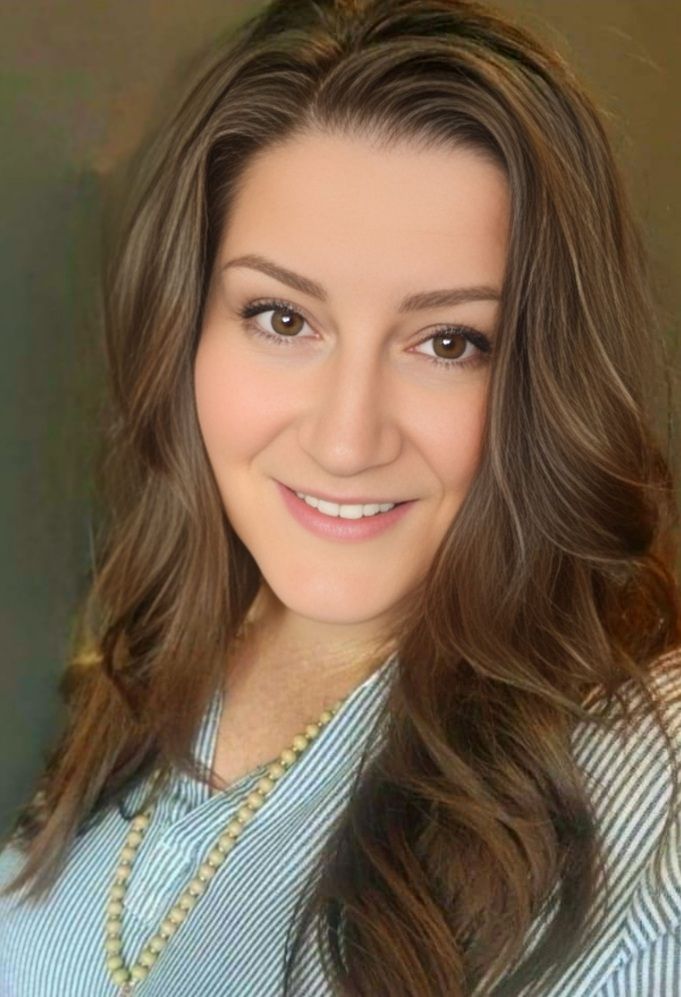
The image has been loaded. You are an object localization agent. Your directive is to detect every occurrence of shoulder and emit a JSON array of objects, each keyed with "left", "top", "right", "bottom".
[
  {"left": 0, "top": 841, "right": 29, "bottom": 957},
  {"left": 572, "top": 646, "right": 681, "bottom": 802},
  {"left": 572, "top": 646, "right": 681, "bottom": 943}
]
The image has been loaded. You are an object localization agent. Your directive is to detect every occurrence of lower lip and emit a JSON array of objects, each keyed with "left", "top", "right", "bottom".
[{"left": 276, "top": 481, "right": 415, "bottom": 541}]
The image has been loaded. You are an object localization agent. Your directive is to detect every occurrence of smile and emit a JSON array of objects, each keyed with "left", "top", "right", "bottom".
[
  {"left": 276, "top": 481, "right": 415, "bottom": 542},
  {"left": 294, "top": 492, "right": 396, "bottom": 519}
]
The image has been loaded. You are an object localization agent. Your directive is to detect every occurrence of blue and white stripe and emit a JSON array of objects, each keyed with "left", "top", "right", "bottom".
[{"left": 0, "top": 648, "right": 679, "bottom": 995}]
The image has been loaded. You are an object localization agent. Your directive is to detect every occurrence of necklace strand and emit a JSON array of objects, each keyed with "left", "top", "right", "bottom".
[{"left": 104, "top": 694, "right": 348, "bottom": 992}]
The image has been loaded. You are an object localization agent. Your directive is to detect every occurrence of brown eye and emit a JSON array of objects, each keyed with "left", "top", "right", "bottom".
[
  {"left": 431, "top": 331, "right": 467, "bottom": 360},
  {"left": 270, "top": 307, "right": 305, "bottom": 337}
]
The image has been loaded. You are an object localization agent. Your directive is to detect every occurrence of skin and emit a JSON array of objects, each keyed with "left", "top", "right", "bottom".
[{"left": 194, "top": 129, "right": 509, "bottom": 711}]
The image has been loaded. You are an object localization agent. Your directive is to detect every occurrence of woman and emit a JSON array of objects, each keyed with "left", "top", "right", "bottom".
[{"left": 1, "top": 0, "right": 679, "bottom": 994}]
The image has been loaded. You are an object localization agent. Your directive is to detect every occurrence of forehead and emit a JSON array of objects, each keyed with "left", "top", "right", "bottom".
[{"left": 221, "top": 130, "right": 510, "bottom": 292}]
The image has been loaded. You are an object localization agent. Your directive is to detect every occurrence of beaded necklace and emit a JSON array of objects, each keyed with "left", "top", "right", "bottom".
[{"left": 104, "top": 693, "right": 348, "bottom": 993}]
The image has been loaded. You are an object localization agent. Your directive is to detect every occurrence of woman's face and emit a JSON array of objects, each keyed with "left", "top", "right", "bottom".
[{"left": 195, "top": 130, "right": 509, "bottom": 642}]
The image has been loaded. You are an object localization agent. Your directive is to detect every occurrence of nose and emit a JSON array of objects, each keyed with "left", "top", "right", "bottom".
[{"left": 297, "top": 340, "right": 402, "bottom": 477}]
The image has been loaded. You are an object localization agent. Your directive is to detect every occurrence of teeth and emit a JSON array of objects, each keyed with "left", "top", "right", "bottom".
[{"left": 295, "top": 492, "right": 396, "bottom": 518}]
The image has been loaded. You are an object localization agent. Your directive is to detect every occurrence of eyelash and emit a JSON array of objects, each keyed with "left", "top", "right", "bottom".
[{"left": 237, "top": 297, "right": 493, "bottom": 372}]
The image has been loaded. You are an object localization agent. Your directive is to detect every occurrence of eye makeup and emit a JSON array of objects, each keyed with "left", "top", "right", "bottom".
[{"left": 236, "top": 296, "right": 494, "bottom": 373}]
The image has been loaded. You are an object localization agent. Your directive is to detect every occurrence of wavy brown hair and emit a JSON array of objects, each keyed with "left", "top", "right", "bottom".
[{"left": 3, "top": 1, "right": 681, "bottom": 994}]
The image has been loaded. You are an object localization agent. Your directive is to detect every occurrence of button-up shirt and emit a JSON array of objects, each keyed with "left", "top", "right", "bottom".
[{"left": 1, "top": 650, "right": 679, "bottom": 995}]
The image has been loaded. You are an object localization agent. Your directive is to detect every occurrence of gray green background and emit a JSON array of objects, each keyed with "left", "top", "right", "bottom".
[{"left": 1, "top": 1, "right": 679, "bottom": 835}]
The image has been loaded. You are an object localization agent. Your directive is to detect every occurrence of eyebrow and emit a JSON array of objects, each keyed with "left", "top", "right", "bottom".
[{"left": 221, "top": 254, "right": 501, "bottom": 312}]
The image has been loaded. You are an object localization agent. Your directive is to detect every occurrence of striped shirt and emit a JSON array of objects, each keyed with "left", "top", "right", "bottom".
[{"left": 0, "top": 649, "right": 679, "bottom": 995}]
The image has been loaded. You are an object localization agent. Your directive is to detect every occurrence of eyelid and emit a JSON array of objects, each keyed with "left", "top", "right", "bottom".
[
  {"left": 238, "top": 297, "right": 495, "bottom": 373},
  {"left": 238, "top": 295, "right": 492, "bottom": 346},
  {"left": 240, "top": 296, "right": 316, "bottom": 334}
]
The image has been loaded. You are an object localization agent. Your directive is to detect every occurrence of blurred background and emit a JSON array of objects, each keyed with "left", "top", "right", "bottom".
[{"left": 1, "top": 0, "right": 679, "bottom": 833}]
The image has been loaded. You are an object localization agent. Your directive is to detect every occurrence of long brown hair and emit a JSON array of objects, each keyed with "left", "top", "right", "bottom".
[{"left": 3, "top": 1, "right": 680, "bottom": 993}]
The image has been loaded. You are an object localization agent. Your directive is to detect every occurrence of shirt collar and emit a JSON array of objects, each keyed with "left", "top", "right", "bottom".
[{"left": 158, "top": 649, "right": 398, "bottom": 814}]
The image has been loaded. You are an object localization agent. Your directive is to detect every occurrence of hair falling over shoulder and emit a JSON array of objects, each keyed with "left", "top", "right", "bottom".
[{"left": 3, "top": 2, "right": 680, "bottom": 994}]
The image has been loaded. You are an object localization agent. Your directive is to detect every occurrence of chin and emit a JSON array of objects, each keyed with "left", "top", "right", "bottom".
[{"left": 263, "top": 573, "right": 405, "bottom": 628}]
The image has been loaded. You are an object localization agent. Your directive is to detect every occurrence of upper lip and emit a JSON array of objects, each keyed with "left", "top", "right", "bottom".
[{"left": 281, "top": 482, "right": 408, "bottom": 505}]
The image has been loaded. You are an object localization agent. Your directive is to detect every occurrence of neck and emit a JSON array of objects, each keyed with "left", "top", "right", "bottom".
[{"left": 230, "top": 585, "right": 398, "bottom": 698}]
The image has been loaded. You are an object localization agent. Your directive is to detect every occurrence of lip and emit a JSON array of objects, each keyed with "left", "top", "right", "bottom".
[
  {"left": 282, "top": 482, "right": 408, "bottom": 506},
  {"left": 275, "top": 481, "right": 416, "bottom": 542}
]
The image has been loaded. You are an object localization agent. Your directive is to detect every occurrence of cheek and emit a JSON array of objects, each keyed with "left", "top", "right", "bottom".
[
  {"left": 422, "top": 386, "right": 488, "bottom": 493},
  {"left": 194, "top": 332, "right": 272, "bottom": 461}
]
